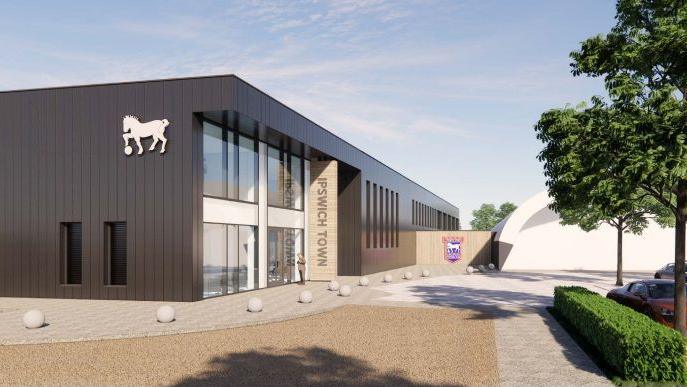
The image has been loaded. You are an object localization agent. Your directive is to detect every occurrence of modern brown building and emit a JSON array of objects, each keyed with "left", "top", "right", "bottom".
[{"left": 0, "top": 75, "right": 460, "bottom": 301}]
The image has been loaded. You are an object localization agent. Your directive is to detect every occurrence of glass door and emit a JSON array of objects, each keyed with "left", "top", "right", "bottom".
[
  {"left": 203, "top": 223, "right": 250, "bottom": 298},
  {"left": 283, "top": 229, "right": 296, "bottom": 284},
  {"left": 226, "top": 225, "right": 238, "bottom": 294},
  {"left": 267, "top": 227, "right": 303, "bottom": 287},
  {"left": 238, "top": 226, "right": 258, "bottom": 291},
  {"left": 203, "top": 223, "right": 228, "bottom": 298},
  {"left": 267, "top": 228, "right": 283, "bottom": 287}
]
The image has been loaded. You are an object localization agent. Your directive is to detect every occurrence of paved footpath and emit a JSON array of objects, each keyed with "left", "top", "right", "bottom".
[
  {"left": 1, "top": 266, "right": 645, "bottom": 385},
  {"left": 373, "top": 269, "right": 650, "bottom": 386}
]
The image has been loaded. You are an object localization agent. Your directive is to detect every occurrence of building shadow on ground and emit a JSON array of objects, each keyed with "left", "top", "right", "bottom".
[
  {"left": 403, "top": 284, "right": 607, "bottom": 378},
  {"left": 485, "top": 270, "right": 647, "bottom": 284},
  {"left": 172, "top": 346, "right": 462, "bottom": 387},
  {"left": 404, "top": 284, "right": 551, "bottom": 319}
]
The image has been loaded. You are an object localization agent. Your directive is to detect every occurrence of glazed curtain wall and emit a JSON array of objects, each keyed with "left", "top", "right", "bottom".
[
  {"left": 201, "top": 111, "right": 306, "bottom": 297},
  {"left": 267, "top": 227, "right": 303, "bottom": 287},
  {"left": 267, "top": 146, "right": 304, "bottom": 210},
  {"left": 202, "top": 121, "right": 258, "bottom": 203},
  {"left": 202, "top": 223, "right": 258, "bottom": 298}
]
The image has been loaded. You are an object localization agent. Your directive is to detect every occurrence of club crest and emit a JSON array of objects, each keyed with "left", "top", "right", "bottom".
[{"left": 442, "top": 236, "right": 463, "bottom": 263}]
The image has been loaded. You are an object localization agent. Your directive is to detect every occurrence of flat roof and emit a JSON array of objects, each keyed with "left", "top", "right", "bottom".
[{"left": 0, "top": 74, "right": 460, "bottom": 213}]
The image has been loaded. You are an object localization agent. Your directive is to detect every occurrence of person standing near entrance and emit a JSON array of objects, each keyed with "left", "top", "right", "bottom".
[{"left": 297, "top": 253, "right": 306, "bottom": 285}]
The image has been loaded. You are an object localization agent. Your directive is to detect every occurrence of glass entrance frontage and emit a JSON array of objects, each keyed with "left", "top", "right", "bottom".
[
  {"left": 201, "top": 110, "right": 308, "bottom": 297},
  {"left": 267, "top": 227, "right": 303, "bottom": 287},
  {"left": 203, "top": 223, "right": 258, "bottom": 298}
]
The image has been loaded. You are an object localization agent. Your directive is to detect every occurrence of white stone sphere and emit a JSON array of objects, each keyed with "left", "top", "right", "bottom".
[
  {"left": 124, "top": 145, "right": 133, "bottom": 156},
  {"left": 328, "top": 280, "right": 340, "bottom": 291},
  {"left": 22, "top": 310, "right": 45, "bottom": 329},
  {"left": 488, "top": 263, "right": 496, "bottom": 270},
  {"left": 299, "top": 290, "right": 313, "bottom": 303},
  {"left": 359, "top": 277, "right": 370, "bottom": 286},
  {"left": 404, "top": 271, "right": 414, "bottom": 280},
  {"left": 156, "top": 305, "right": 175, "bottom": 323},
  {"left": 339, "top": 285, "right": 352, "bottom": 297},
  {"left": 421, "top": 269, "right": 430, "bottom": 277},
  {"left": 466, "top": 266, "right": 474, "bottom": 274},
  {"left": 383, "top": 274, "right": 393, "bottom": 283},
  {"left": 247, "top": 297, "right": 263, "bottom": 312}
]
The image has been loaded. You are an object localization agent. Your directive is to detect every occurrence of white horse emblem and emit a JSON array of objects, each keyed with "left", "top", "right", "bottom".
[{"left": 122, "top": 115, "right": 169, "bottom": 155}]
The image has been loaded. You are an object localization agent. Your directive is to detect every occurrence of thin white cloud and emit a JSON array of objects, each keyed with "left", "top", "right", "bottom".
[
  {"left": 114, "top": 17, "right": 207, "bottom": 39},
  {"left": 271, "top": 80, "right": 474, "bottom": 146},
  {"left": 269, "top": 18, "right": 308, "bottom": 31},
  {"left": 237, "top": 47, "right": 455, "bottom": 80}
]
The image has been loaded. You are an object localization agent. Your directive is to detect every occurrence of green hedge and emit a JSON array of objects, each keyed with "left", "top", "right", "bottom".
[{"left": 553, "top": 286, "right": 687, "bottom": 382}]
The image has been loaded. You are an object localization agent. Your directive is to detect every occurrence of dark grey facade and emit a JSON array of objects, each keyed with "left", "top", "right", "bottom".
[{"left": 0, "top": 75, "right": 459, "bottom": 301}]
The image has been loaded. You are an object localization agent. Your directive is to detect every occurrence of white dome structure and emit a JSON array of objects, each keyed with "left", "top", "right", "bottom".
[{"left": 494, "top": 191, "right": 675, "bottom": 271}]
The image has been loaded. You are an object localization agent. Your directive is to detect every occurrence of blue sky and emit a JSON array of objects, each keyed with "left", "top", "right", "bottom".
[{"left": 0, "top": 0, "right": 616, "bottom": 227}]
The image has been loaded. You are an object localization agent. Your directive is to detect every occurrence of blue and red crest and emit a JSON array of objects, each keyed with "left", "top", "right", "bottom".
[{"left": 442, "top": 236, "right": 463, "bottom": 263}]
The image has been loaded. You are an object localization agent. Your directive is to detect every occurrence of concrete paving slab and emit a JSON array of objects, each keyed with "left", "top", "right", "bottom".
[{"left": 1, "top": 265, "right": 650, "bottom": 385}]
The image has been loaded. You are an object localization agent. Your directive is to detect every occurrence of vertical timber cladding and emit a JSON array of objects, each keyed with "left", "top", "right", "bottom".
[{"left": 308, "top": 160, "right": 338, "bottom": 280}]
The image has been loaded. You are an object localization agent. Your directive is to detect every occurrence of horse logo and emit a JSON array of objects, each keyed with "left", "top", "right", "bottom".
[
  {"left": 442, "top": 236, "right": 463, "bottom": 263},
  {"left": 122, "top": 115, "right": 169, "bottom": 156}
]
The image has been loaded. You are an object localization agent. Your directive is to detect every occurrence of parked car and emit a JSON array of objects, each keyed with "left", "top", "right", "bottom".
[
  {"left": 606, "top": 279, "right": 678, "bottom": 327},
  {"left": 654, "top": 263, "right": 687, "bottom": 279}
]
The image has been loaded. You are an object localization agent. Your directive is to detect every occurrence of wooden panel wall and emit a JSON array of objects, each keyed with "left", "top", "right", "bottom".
[
  {"left": 308, "top": 160, "right": 338, "bottom": 280},
  {"left": 414, "top": 231, "right": 494, "bottom": 270}
]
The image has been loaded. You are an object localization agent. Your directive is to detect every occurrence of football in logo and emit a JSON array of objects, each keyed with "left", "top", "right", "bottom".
[
  {"left": 122, "top": 115, "right": 170, "bottom": 156},
  {"left": 442, "top": 236, "right": 463, "bottom": 263}
]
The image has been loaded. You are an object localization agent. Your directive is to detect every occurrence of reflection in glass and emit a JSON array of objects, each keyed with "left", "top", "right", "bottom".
[
  {"left": 203, "top": 223, "right": 227, "bottom": 297},
  {"left": 203, "top": 122, "right": 226, "bottom": 197},
  {"left": 203, "top": 118, "right": 257, "bottom": 203},
  {"left": 290, "top": 154, "right": 303, "bottom": 210},
  {"left": 267, "top": 228, "right": 282, "bottom": 287},
  {"left": 287, "top": 228, "right": 303, "bottom": 282},
  {"left": 239, "top": 226, "right": 258, "bottom": 291},
  {"left": 267, "top": 146, "right": 284, "bottom": 206},
  {"left": 226, "top": 225, "right": 238, "bottom": 294},
  {"left": 238, "top": 135, "right": 257, "bottom": 202},
  {"left": 227, "top": 133, "right": 236, "bottom": 199},
  {"left": 267, "top": 227, "right": 303, "bottom": 287},
  {"left": 283, "top": 229, "right": 295, "bottom": 284},
  {"left": 203, "top": 223, "right": 258, "bottom": 298},
  {"left": 267, "top": 146, "right": 303, "bottom": 210}
]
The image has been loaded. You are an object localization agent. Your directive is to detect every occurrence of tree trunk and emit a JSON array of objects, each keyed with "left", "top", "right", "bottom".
[
  {"left": 674, "top": 182, "right": 687, "bottom": 335},
  {"left": 616, "top": 223, "right": 623, "bottom": 286}
]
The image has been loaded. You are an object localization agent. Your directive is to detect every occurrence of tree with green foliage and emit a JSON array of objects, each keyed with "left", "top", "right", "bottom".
[
  {"left": 497, "top": 202, "right": 517, "bottom": 219},
  {"left": 535, "top": 101, "right": 672, "bottom": 287},
  {"left": 470, "top": 202, "right": 517, "bottom": 230},
  {"left": 568, "top": 0, "right": 687, "bottom": 334}
]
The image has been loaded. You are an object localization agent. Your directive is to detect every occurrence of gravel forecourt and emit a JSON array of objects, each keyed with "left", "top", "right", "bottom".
[{"left": 0, "top": 305, "right": 498, "bottom": 386}]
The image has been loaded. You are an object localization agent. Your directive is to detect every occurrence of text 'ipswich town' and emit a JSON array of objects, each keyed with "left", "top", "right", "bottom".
[{"left": 316, "top": 177, "right": 327, "bottom": 267}]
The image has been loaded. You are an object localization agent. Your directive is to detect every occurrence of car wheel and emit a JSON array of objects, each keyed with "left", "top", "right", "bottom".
[{"left": 655, "top": 273, "right": 661, "bottom": 279}]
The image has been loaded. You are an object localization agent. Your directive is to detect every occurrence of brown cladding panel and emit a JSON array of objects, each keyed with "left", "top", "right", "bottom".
[
  {"left": 0, "top": 74, "right": 459, "bottom": 300},
  {"left": 161, "top": 82, "right": 174, "bottom": 301},
  {"left": 0, "top": 77, "right": 229, "bottom": 301}
]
